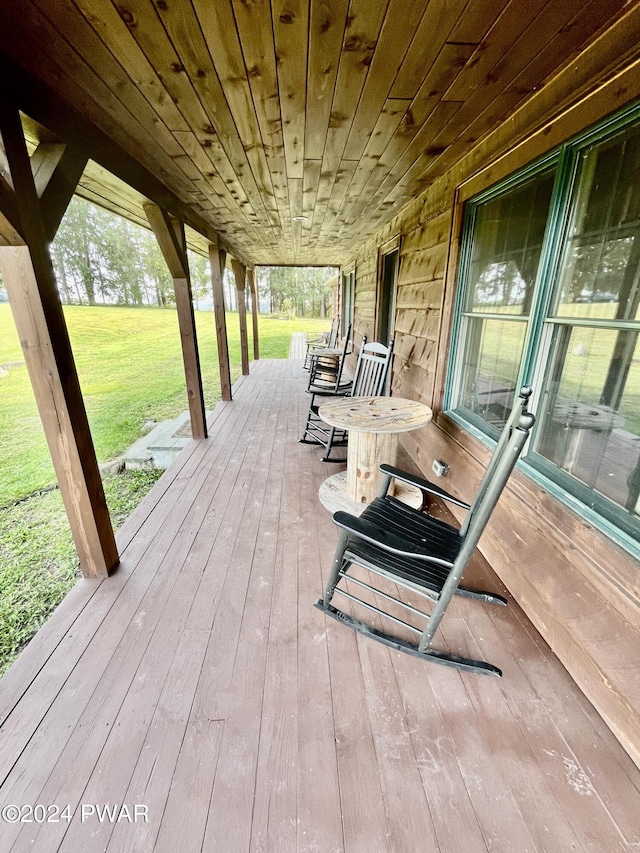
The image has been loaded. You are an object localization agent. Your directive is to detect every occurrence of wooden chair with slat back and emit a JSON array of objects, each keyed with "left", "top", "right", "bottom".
[
  {"left": 300, "top": 336, "right": 394, "bottom": 462},
  {"left": 304, "top": 317, "right": 340, "bottom": 369},
  {"left": 303, "top": 323, "right": 352, "bottom": 394}
]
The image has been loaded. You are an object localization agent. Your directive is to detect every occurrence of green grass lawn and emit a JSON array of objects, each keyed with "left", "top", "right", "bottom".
[
  {"left": 0, "top": 303, "right": 328, "bottom": 674},
  {"left": 0, "top": 304, "right": 328, "bottom": 506},
  {"left": 0, "top": 470, "right": 163, "bottom": 675}
]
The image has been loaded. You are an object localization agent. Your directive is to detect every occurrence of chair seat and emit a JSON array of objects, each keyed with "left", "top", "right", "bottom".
[
  {"left": 307, "top": 381, "right": 353, "bottom": 397},
  {"left": 343, "top": 497, "right": 461, "bottom": 596}
]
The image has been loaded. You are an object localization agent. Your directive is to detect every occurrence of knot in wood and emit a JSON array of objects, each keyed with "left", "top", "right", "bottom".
[
  {"left": 343, "top": 36, "right": 361, "bottom": 52},
  {"left": 116, "top": 6, "right": 136, "bottom": 27}
]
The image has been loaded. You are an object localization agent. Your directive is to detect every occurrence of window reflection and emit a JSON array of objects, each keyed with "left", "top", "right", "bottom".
[
  {"left": 537, "top": 126, "right": 640, "bottom": 519},
  {"left": 467, "top": 172, "right": 554, "bottom": 314},
  {"left": 460, "top": 318, "right": 526, "bottom": 427},
  {"left": 452, "top": 115, "right": 640, "bottom": 541},
  {"left": 459, "top": 170, "right": 554, "bottom": 425},
  {"left": 556, "top": 132, "right": 640, "bottom": 321},
  {"left": 536, "top": 327, "right": 640, "bottom": 514}
]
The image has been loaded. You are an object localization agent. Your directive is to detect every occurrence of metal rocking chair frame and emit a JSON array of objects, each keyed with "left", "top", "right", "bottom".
[{"left": 315, "top": 386, "right": 535, "bottom": 676}]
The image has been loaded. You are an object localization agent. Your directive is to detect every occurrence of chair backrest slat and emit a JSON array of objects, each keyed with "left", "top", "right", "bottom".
[
  {"left": 327, "top": 318, "right": 340, "bottom": 348},
  {"left": 351, "top": 339, "right": 394, "bottom": 399},
  {"left": 332, "top": 323, "right": 352, "bottom": 388}
]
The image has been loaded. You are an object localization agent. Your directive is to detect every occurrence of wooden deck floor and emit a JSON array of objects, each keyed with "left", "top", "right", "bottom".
[{"left": 1, "top": 358, "right": 639, "bottom": 852}]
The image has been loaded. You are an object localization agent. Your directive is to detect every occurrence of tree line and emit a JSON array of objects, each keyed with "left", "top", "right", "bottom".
[
  {"left": 0, "top": 196, "right": 337, "bottom": 316},
  {"left": 50, "top": 197, "right": 216, "bottom": 308},
  {"left": 256, "top": 265, "right": 337, "bottom": 316}
]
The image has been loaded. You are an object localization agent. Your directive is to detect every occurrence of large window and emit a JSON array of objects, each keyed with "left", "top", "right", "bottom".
[
  {"left": 448, "top": 107, "right": 640, "bottom": 552},
  {"left": 455, "top": 169, "right": 556, "bottom": 427}
]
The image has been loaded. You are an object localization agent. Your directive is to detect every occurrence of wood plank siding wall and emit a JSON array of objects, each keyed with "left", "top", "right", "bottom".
[{"left": 345, "top": 35, "right": 640, "bottom": 767}]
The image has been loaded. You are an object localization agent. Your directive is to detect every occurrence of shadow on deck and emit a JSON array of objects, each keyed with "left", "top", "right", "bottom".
[{"left": 0, "top": 358, "right": 638, "bottom": 852}]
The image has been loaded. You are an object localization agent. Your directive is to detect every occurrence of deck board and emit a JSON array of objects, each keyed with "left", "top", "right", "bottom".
[{"left": 1, "top": 358, "right": 638, "bottom": 852}]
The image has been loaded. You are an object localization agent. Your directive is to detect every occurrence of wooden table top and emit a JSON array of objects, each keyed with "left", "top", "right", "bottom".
[{"left": 318, "top": 396, "right": 432, "bottom": 434}]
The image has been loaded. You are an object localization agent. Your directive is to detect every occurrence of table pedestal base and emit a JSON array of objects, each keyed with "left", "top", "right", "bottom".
[
  {"left": 319, "top": 471, "right": 423, "bottom": 516},
  {"left": 347, "top": 431, "right": 398, "bottom": 503}
]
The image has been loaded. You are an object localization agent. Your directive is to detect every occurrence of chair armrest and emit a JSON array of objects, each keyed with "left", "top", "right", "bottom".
[
  {"left": 306, "top": 333, "right": 327, "bottom": 345},
  {"left": 379, "top": 464, "right": 471, "bottom": 510},
  {"left": 332, "top": 511, "right": 453, "bottom": 565}
]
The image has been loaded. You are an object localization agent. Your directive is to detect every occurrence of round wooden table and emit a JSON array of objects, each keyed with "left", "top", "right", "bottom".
[{"left": 318, "top": 396, "right": 432, "bottom": 507}]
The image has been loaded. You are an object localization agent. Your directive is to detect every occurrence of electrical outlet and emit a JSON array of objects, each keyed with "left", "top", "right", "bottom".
[{"left": 432, "top": 459, "right": 449, "bottom": 477}]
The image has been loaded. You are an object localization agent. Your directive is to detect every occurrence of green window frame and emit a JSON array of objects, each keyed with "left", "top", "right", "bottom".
[{"left": 446, "top": 102, "right": 640, "bottom": 558}]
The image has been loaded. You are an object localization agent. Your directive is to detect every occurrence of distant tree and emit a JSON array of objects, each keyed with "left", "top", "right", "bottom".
[
  {"left": 52, "top": 197, "right": 174, "bottom": 306},
  {"left": 140, "top": 236, "right": 174, "bottom": 307},
  {"left": 256, "top": 266, "right": 336, "bottom": 316},
  {"left": 223, "top": 269, "right": 237, "bottom": 311},
  {"left": 50, "top": 199, "right": 335, "bottom": 316},
  {"left": 188, "top": 251, "right": 211, "bottom": 309},
  {"left": 51, "top": 199, "right": 101, "bottom": 304}
]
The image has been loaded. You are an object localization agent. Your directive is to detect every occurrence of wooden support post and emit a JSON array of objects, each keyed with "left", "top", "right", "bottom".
[
  {"left": 232, "top": 258, "right": 250, "bottom": 376},
  {"left": 247, "top": 267, "right": 259, "bottom": 361},
  {"left": 174, "top": 272, "right": 207, "bottom": 438},
  {"left": 144, "top": 203, "right": 207, "bottom": 439},
  {"left": 209, "top": 243, "right": 232, "bottom": 401},
  {"left": 0, "top": 100, "right": 118, "bottom": 577}
]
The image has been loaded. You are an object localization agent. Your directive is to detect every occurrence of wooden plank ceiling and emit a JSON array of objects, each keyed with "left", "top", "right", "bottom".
[{"left": 0, "top": 0, "right": 633, "bottom": 265}]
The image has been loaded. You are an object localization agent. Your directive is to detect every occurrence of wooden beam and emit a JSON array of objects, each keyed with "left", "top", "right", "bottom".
[
  {"left": 173, "top": 273, "right": 207, "bottom": 438},
  {"left": 0, "top": 53, "right": 231, "bottom": 257},
  {"left": 38, "top": 143, "right": 89, "bottom": 241},
  {"left": 30, "top": 142, "right": 66, "bottom": 196},
  {"left": 143, "top": 202, "right": 188, "bottom": 279},
  {"left": 2, "top": 135, "right": 87, "bottom": 245},
  {"left": 0, "top": 99, "right": 118, "bottom": 577},
  {"left": 0, "top": 205, "right": 25, "bottom": 246},
  {"left": 231, "top": 258, "right": 250, "bottom": 376},
  {"left": 209, "top": 243, "right": 232, "bottom": 402},
  {"left": 247, "top": 267, "right": 259, "bottom": 361},
  {"left": 145, "top": 204, "right": 207, "bottom": 438},
  {"left": 0, "top": 167, "right": 25, "bottom": 243}
]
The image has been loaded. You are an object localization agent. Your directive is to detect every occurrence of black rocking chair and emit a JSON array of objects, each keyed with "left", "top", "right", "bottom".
[
  {"left": 300, "top": 336, "right": 394, "bottom": 462},
  {"left": 315, "top": 386, "right": 535, "bottom": 676}
]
